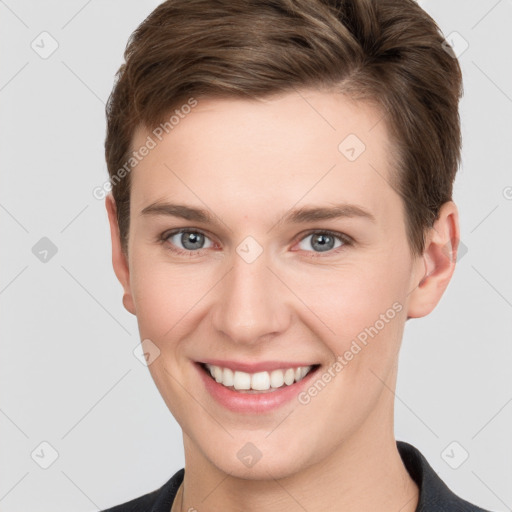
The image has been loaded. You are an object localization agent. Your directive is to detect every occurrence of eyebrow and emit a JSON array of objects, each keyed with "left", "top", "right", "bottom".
[{"left": 140, "top": 201, "right": 376, "bottom": 226}]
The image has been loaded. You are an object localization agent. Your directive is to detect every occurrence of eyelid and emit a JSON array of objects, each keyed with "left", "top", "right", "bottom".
[{"left": 294, "top": 228, "right": 353, "bottom": 246}]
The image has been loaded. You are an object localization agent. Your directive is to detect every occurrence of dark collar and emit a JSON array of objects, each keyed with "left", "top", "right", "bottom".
[{"left": 396, "top": 440, "right": 491, "bottom": 511}]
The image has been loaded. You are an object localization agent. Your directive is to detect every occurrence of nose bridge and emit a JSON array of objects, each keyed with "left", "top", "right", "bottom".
[{"left": 211, "top": 240, "right": 289, "bottom": 344}]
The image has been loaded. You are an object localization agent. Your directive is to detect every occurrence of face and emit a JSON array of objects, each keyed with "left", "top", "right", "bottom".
[{"left": 107, "top": 89, "right": 448, "bottom": 481}]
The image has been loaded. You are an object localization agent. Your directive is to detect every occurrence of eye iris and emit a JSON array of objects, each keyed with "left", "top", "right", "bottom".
[
  {"left": 182, "top": 232, "right": 204, "bottom": 250},
  {"left": 312, "top": 233, "right": 334, "bottom": 252}
]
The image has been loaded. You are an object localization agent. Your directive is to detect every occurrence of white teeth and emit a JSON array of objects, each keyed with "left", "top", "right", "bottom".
[
  {"left": 204, "top": 364, "right": 314, "bottom": 392},
  {"left": 213, "top": 366, "right": 223, "bottom": 383},
  {"left": 269, "top": 369, "right": 284, "bottom": 388},
  {"left": 233, "top": 370, "right": 251, "bottom": 390},
  {"left": 223, "top": 367, "right": 234, "bottom": 387},
  {"left": 283, "top": 368, "right": 295, "bottom": 385},
  {"left": 250, "top": 371, "right": 270, "bottom": 391}
]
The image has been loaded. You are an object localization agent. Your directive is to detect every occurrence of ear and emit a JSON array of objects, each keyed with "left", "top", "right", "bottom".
[
  {"left": 406, "top": 201, "right": 460, "bottom": 319},
  {"left": 105, "top": 194, "right": 136, "bottom": 315}
]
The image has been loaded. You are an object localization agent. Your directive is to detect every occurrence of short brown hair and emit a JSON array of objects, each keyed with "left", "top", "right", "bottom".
[{"left": 105, "top": 0, "right": 463, "bottom": 256}]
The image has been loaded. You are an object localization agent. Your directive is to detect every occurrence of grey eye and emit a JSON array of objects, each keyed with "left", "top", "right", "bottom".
[
  {"left": 298, "top": 232, "right": 344, "bottom": 253},
  {"left": 168, "top": 231, "right": 213, "bottom": 251}
]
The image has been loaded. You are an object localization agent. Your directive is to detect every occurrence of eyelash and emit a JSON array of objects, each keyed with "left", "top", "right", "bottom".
[{"left": 158, "top": 228, "right": 353, "bottom": 258}]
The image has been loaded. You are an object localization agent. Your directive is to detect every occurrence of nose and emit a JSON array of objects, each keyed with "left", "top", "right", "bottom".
[{"left": 211, "top": 245, "right": 291, "bottom": 346}]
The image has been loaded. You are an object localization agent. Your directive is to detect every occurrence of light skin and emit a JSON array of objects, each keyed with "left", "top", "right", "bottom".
[{"left": 106, "top": 89, "right": 459, "bottom": 512}]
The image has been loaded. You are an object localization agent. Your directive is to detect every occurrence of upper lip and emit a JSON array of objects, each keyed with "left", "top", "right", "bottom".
[{"left": 198, "top": 359, "right": 319, "bottom": 373}]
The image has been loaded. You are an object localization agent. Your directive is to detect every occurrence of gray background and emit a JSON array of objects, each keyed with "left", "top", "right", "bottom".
[{"left": 1, "top": 0, "right": 511, "bottom": 510}]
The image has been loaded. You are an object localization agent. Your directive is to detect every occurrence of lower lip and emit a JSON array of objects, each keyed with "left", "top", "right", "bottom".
[{"left": 195, "top": 362, "right": 320, "bottom": 414}]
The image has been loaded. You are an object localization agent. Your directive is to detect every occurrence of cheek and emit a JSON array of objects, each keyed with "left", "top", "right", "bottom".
[
  {"left": 291, "top": 259, "right": 408, "bottom": 427},
  {"left": 290, "top": 253, "right": 408, "bottom": 337},
  {"left": 287, "top": 249, "right": 410, "bottom": 378},
  {"left": 129, "top": 250, "right": 217, "bottom": 342},
  {"left": 128, "top": 254, "right": 210, "bottom": 420}
]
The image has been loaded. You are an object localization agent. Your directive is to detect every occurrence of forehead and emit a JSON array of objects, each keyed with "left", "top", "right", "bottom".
[{"left": 129, "top": 89, "right": 399, "bottom": 226}]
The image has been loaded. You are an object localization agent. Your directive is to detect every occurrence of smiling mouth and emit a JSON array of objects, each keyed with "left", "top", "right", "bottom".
[{"left": 198, "top": 362, "right": 321, "bottom": 393}]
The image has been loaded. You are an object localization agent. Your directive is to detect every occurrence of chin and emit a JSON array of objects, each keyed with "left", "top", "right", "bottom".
[{"left": 201, "top": 438, "right": 318, "bottom": 482}]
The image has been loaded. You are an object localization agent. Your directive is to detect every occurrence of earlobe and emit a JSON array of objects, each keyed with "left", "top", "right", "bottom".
[
  {"left": 406, "top": 201, "right": 460, "bottom": 319},
  {"left": 105, "top": 194, "right": 136, "bottom": 316},
  {"left": 122, "top": 292, "right": 135, "bottom": 315}
]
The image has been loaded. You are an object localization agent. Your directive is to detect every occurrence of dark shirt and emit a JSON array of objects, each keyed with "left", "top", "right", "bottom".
[{"left": 102, "top": 440, "right": 494, "bottom": 511}]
